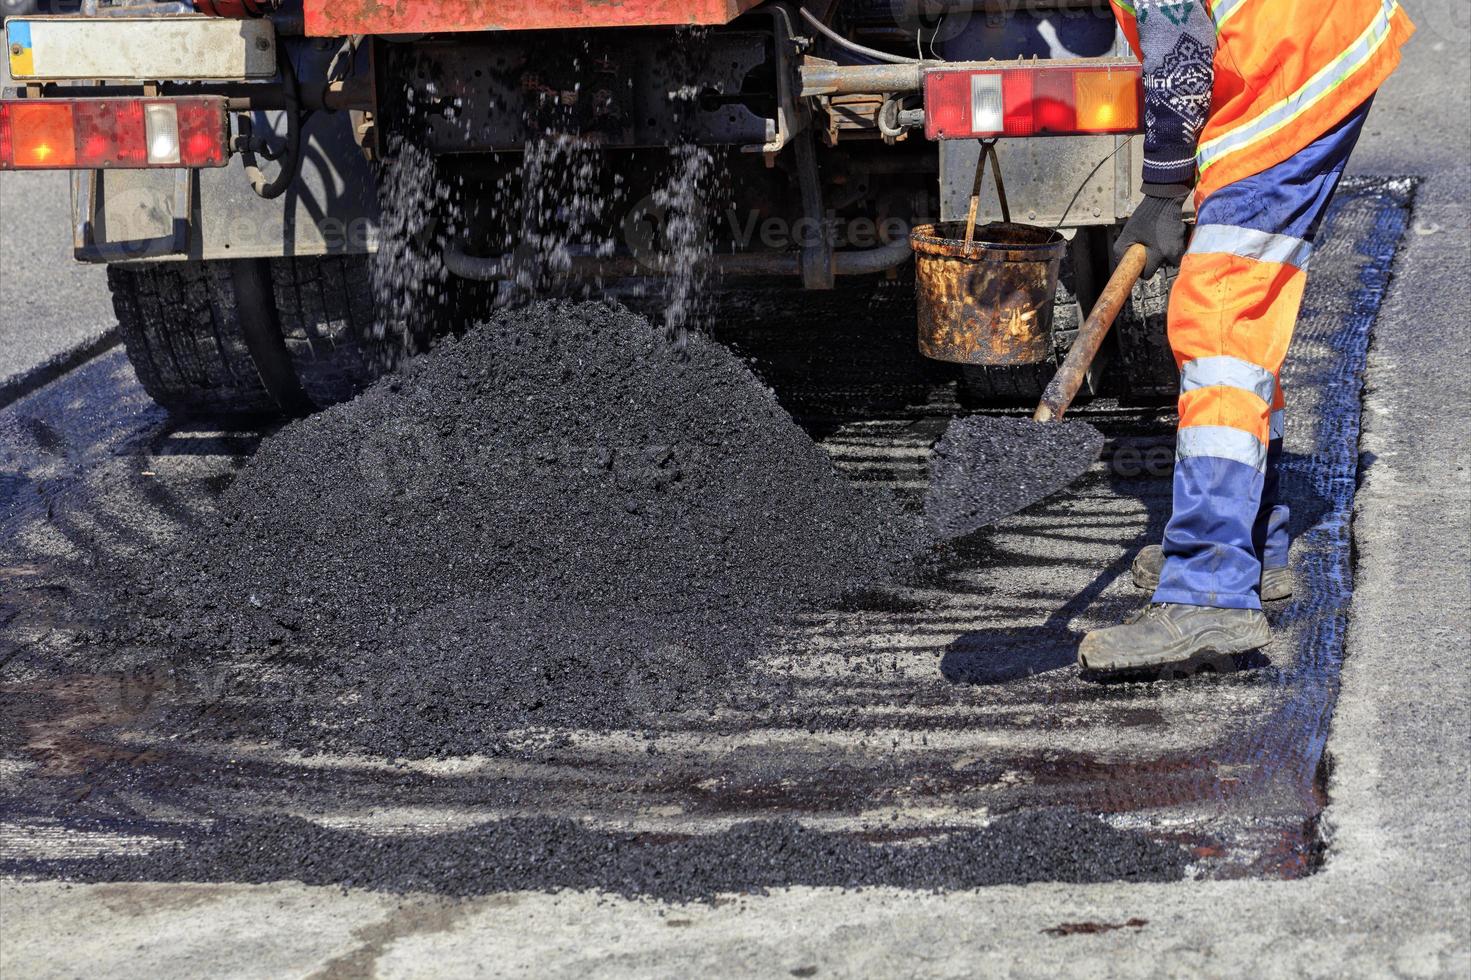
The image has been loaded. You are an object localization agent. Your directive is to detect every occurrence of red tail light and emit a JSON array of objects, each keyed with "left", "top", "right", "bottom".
[
  {"left": 925, "top": 64, "right": 1143, "bottom": 140},
  {"left": 0, "top": 97, "right": 230, "bottom": 170}
]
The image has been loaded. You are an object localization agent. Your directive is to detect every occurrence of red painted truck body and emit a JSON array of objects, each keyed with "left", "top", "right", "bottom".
[{"left": 303, "top": 0, "right": 768, "bottom": 36}]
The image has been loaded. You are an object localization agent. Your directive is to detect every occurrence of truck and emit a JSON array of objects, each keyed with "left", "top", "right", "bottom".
[{"left": 0, "top": 0, "right": 1178, "bottom": 417}]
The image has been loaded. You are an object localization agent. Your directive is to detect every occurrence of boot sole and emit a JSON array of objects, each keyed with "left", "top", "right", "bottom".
[
  {"left": 1077, "top": 619, "right": 1272, "bottom": 678},
  {"left": 1131, "top": 563, "right": 1293, "bottom": 603}
]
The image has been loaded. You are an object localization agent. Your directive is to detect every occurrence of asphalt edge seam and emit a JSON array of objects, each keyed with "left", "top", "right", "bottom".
[
  {"left": 0, "top": 327, "right": 121, "bottom": 412},
  {"left": 1314, "top": 174, "right": 1421, "bottom": 871}
]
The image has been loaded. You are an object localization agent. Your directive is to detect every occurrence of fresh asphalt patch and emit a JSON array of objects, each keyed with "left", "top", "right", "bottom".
[{"left": 0, "top": 179, "right": 1412, "bottom": 899}]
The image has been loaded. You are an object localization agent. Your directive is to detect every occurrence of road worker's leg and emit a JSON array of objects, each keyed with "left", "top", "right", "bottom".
[
  {"left": 1151, "top": 99, "right": 1374, "bottom": 611},
  {"left": 1080, "top": 98, "right": 1376, "bottom": 676}
]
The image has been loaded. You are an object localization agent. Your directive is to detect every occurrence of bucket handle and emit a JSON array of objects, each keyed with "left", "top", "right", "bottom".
[{"left": 963, "top": 139, "right": 1011, "bottom": 246}]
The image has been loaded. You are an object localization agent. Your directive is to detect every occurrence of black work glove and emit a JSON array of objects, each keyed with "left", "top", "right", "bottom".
[{"left": 1116, "top": 183, "right": 1190, "bottom": 280}]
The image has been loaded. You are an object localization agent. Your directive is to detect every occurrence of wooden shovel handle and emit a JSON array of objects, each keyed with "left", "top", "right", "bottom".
[{"left": 1033, "top": 243, "right": 1149, "bottom": 423}]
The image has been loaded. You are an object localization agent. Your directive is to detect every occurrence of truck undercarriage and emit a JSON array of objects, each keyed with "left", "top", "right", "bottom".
[{"left": 1, "top": 0, "right": 1179, "bottom": 416}]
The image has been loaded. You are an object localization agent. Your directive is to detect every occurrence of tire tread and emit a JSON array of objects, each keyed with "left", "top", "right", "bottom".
[
  {"left": 108, "top": 261, "right": 281, "bottom": 416},
  {"left": 271, "top": 254, "right": 383, "bottom": 407}
]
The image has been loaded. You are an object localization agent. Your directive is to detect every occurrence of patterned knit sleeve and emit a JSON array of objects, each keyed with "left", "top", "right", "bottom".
[{"left": 1135, "top": 1, "right": 1217, "bottom": 187}]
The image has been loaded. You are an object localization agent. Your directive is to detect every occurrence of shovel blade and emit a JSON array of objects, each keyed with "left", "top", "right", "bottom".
[{"left": 925, "top": 415, "right": 1105, "bottom": 539}]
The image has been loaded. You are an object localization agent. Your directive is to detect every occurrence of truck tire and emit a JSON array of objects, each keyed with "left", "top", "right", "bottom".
[
  {"left": 707, "top": 274, "right": 939, "bottom": 421},
  {"left": 957, "top": 363, "right": 1055, "bottom": 405},
  {"left": 109, "top": 259, "right": 307, "bottom": 418},
  {"left": 1114, "top": 266, "right": 1181, "bottom": 401},
  {"left": 270, "top": 254, "right": 386, "bottom": 409}
]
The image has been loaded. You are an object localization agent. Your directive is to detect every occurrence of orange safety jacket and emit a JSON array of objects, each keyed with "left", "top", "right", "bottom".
[{"left": 1111, "top": 0, "right": 1415, "bottom": 200}]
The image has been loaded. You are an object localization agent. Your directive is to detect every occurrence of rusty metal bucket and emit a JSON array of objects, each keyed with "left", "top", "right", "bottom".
[{"left": 910, "top": 221, "right": 1068, "bottom": 366}]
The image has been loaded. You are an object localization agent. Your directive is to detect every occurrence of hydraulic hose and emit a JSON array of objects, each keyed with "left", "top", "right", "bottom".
[
  {"left": 240, "top": 52, "right": 303, "bottom": 200},
  {"left": 443, "top": 233, "right": 914, "bottom": 282},
  {"left": 797, "top": 6, "right": 922, "bottom": 65},
  {"left": 830, "top": 231, "right": 914, "bottom": 276}
]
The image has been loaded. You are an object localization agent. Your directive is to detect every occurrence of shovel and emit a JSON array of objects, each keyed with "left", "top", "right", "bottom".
[{"left": 926, "top": 243, "right": 1150, "bottom": 539}]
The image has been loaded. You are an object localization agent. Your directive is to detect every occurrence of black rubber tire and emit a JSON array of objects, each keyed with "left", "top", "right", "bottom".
[
  {"left": 270, "top": 254, "right": 385, "bottom": 409},
  {"left": 109, "top": 260, "right": 304, "bottom": 418},
  {"left": 705, "top": 274, "right": 940, "bottom": 421},
  {"left": 1115, "top": 265, "right": 1181, "bottom": 401},
  {"left": 957, "top": 364, "right": 1055, "bottom": 406}
]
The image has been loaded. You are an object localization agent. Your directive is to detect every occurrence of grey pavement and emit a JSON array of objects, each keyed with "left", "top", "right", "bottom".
[
  {"left": 0, "top": 170, "right": 114, "bottom": 385},
  {"left": 2, "top": 3, "right": 1469, "bottom": 976}
]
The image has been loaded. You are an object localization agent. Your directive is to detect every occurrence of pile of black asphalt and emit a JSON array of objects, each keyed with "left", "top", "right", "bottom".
[
  {"left": 28, "top": 809, "right": 1188, "bottom": 901},
  {"left": 101, "top": 301, "right": 919, "bottom": 759}
]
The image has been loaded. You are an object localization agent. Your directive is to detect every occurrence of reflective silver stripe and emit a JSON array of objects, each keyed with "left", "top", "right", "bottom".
[
  {"left": 1212, "top": 0, "right": 1251, "bottom": 29},
  {"left": 1188, "top": 224, "right": 1314, "bottom": 269},
  {"left": 1199, "top": 1, "right": 1398, "bottom": 172},
  {"left": 1178, "top": 425, "right": 1267, "bottom": 472},
  {"left": 1181, "top": 355, "right": 1277, "bottom": 403},
  {"left": 1269, "top": 409, "right": 1285, "bottom": 440}
]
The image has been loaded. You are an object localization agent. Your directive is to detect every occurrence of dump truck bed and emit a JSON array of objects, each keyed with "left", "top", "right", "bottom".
[{"left": 304, "top": 0, "right": 768, "bottom": 36}]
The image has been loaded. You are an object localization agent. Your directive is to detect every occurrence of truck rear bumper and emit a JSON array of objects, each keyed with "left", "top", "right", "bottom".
[{"left": 304, "top": 0, "right": 767, "bottom": 36}]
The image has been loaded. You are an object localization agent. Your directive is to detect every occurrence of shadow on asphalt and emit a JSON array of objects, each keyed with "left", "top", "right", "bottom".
[{"left": 940, "top": 626, "right": 1078, "bottom": 684}]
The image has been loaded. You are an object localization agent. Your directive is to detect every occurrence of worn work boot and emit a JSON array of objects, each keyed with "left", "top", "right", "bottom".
[
  {"left": 1130, "top": 545, "right": 1293, "bottom": 602},
  {"left": 1077, "top": 603, "right": 1270, "bottom": 677}
]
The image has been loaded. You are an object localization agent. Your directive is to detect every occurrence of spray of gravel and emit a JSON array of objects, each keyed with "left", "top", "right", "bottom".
[
  {"left": 368, "top": 60, "right": 470, "bottom": 356},
  {"left": 508, "top": 134, "right": 619, "bottom": 292},
  {"left": 646, "top": 144, "right": 720, "bottom": 350},
  {"left": 371, "top": 134, "right": 453, "bottom": 346},
  {"left": 649, "top": 27, "right": 726, "bottom": 348},
  {"left": 371, "top": 29, "right": 724, "bottom": 347}
]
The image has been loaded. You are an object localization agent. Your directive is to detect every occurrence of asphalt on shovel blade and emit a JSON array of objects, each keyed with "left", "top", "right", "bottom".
[{"left": 926, "top": 415, "right": 1106, "bottom": 539}]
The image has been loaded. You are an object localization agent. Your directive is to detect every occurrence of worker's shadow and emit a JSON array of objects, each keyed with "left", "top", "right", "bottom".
[
  {"left": 939, "top": 625, "right": 1079, "bottom": 683},
  {"left": 1275, "top": 451, "right": 1336, "bottom": 542},
  {"left": 937, "top": 445, "right": 1330, "bottom": 686},
  {"left": 935, "top": 507, "right": 1155, "bottom": 686}
]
